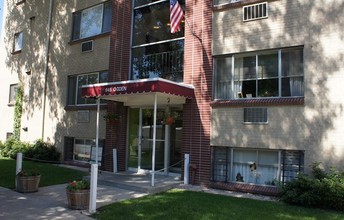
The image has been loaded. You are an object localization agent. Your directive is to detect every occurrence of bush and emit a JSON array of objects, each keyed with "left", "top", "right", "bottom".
[
  {"left": 8, "top": 141, "right": 30, "bottom": 159},
  {"left": 25, "top": 140, "right": 60, "bottom": 162},
  {"left": 280, "top": 162, "right": 344, "bottom": 211},
  {"left": 0, "top": 139, "right": 60, "bottom": 162},
  {"left": 0, "top": 138, "right": 17, "bottom": 158}
]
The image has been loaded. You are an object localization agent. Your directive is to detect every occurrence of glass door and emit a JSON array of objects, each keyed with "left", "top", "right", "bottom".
[{"left": 128, "top": 108, "right": 182, "bottom": 173}]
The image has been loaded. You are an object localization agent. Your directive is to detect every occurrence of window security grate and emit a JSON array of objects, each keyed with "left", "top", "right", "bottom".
[
  {"left": 243, "top": 2, "right": 268, "bottom": 22},
  {"left": 243, "top": 108, "right": 268, "bottom": 123}
]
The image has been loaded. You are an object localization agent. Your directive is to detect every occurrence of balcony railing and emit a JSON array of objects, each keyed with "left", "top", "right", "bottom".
[{"left": 132, "top": 50, "right": 184, "bottom": 82}]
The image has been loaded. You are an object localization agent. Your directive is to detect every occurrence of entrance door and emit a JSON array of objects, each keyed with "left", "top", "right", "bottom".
[{"left": 128, "top": 108, "right": 182, "bottom": 173}]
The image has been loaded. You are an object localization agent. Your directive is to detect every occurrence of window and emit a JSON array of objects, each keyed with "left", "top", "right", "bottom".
[
  {"left": 67, "top": 71, "right": 108, "bottom": 105},
  {"left": 131, "top": 0, "right": 185, "bottom": 82},
  {"left": 72, "top": 1, "right": 112, "bottom": 41},
  {"left": 212, "top": 147, "right": 304, "bottom": 185},
  {"left": 15, "top": 0, "right": 26, "bottom": 5},
  {"left": 8, "top": 84, "right": 18, "bottom": 105},
  {"left": 214, "top": 47, "right": 304, "bottom": 100},
  {"left": 6, "top": 133, "right": 13, "bottom": 139},
  {"left": 73, "top": 138, "right": 104, "bottom": 162},
  {"left": 13, "top": 32, "right": 23, "bottom": 52},
  {"left": 243, "top": 2, "right": 268, "bottom": 21}
]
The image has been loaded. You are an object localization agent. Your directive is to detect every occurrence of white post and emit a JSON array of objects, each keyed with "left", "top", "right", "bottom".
[
  {"left": 184, "top": 154, "right": 189, "bottom": 185},
  {"left": 16, "top": 153, "right": 23, "bottom": 189},
  {"left": 95, "top": 98, "right": 100, "bottom": 165},
  {"left": 89, "top": 163, "right": 98, "bottom": 214},
  {"left": 151, "top": 94, "right": 157, "bottom": 187},
  {"left": 16, "top": 153, "right": 23, "bottom": 175},
  {"left": 164, "top": 125, "right": 170, "bottom": 175},
  {"left": 138, "top": 108, "right": 142, "bottom": 172},
  {"left": 113, "top": 148, "right": 117, "bottom": 173}
]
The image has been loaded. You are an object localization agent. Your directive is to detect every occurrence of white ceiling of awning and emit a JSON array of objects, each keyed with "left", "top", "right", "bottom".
[{"left": 100, "top": 92, "right": 187, "bottom": 107}]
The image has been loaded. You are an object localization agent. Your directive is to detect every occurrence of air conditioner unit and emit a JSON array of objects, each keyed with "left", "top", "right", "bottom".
[{"left": 81, "top": 40, "right": 94, "bottom": 53}]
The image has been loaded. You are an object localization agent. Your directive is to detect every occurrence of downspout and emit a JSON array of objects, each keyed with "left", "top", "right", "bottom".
[{"left": 41, "top": 0, "right": 54, "bottom": 140}]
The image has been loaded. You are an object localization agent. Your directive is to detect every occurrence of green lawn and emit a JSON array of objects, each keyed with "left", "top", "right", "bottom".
[
  {"left": 93, "top": 189, "right": 344, "bottom": 220},
  {"left": 0, "top": 157, "right": 87, "bottom": 189}
]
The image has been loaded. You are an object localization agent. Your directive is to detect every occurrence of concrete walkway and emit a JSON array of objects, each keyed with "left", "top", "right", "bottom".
[
  {"left": 0, "top": 184, "right": 147, "bottom": 220},
  {"left": 0, "top": 168, "right": 277, "bottom": 219}
]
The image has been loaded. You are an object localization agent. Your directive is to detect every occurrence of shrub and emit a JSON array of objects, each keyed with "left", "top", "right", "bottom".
[
  {"left": 0, "top": 139, "right": 60, "bottom": 162},
  {"left": 8, "top": 141, "right": 30, "bottom": 159},
  {"left": 0, "top": 138, "right": 17, "bottom": 158},
  {"left": 25, "top": 140, "right": 60, "bottom": 162},
  {"left": 280, "top": 162, "right": 344, "bottom": 211}
]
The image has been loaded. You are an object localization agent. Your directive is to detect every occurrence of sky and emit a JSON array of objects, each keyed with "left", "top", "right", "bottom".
[{"left": 0, "top": 0, "right": 3, "bottom": 38}]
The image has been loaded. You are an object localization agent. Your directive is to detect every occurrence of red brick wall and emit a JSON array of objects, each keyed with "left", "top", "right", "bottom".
[
  {"left": 182, "top": 0, "right": 213, "bottom": 184},
  {"left": 104, "top": 0, "right": 132, "bottom": 171}
]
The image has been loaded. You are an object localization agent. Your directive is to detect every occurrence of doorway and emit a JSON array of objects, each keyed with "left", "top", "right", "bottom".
[{"left": 128, "top": 108, "right": 182, "bottom": 174}]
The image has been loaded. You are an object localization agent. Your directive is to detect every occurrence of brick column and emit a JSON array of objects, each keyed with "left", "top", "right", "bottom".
[{"left": 182, "top": 0, "right": 213, "bottom": 184}]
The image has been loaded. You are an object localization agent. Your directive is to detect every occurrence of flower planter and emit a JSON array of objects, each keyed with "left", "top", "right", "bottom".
[
  {"left": 66, "top": 189, "right": 90, "bottom": 210},
  {"left": 16, "top": 175, "right": 41, "bottom": 193}
]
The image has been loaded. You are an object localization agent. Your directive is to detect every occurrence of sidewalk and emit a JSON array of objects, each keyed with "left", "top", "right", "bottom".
[
  {"left": 0, "top": 184, "right": 147, "bottom": 220},
  {"left": 0, "top": 166, "right": 277, "bottom": 220}
]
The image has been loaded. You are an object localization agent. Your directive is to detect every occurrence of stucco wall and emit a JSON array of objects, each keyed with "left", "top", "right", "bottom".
[
  {"left": 0, "top": 0, "right": 110, "bottom": 157},
  {"left": 211, "top": 0, "right": 344, "bottom": 172}
]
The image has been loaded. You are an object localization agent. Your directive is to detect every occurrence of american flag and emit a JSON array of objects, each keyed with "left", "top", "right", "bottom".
[{"left": 170, "top": 0, "right": 184, "bottom": 33}]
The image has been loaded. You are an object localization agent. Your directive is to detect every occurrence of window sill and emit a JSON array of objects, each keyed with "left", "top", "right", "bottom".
[
  {"left": 211, "top": 97, "right": 304, "bottom": 108},
  {"left": 11, "top": 50, "right": 22, "bottom": 55},
  {"left": 69, "top": 32, "right": 111, "bottom": 45},
  {"left": 7, "top": 103, "right": 15, "bottom": 107},
  {"left": 64, "top": 104, "right": 107, "bottom": 111},
  {"left": 16, "top": 0, "right": 26, "bottom": 5}
]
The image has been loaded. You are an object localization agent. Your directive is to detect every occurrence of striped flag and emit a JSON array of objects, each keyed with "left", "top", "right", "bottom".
[{"left": 170, "top": 0, "right": 184, "bottom": 33}]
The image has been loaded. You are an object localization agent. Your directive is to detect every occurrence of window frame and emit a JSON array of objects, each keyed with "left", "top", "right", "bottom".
[
  {"left": 130, "top": 0, "right": 185, "bottom": 82},
  {"left": 8, "top": 84, "right": 18, "bottom": 106},
  {"left": 73, "top": 138, "right": 104, "bottom": 163},
  {"left": 67, "top": 71, "right": 108, "bottom": 106},
  {"left": 212, "top": 147, "right": 304, "bottom": 185},
  {"left": 71, "top": 1, "right": 112, "bottom": 41},
  {"left": 13, "top": 32, "right": 23, "bottom": 53},
  {"left": 213, "top": 47, "right": 304, "bottom": 100}
]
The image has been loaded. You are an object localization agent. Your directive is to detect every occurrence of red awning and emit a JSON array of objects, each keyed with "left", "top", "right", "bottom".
[{"left": 81, "top": 78, "right": 194, "bottom": 107}]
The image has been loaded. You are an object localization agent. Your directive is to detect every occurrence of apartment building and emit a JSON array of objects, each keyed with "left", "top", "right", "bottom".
[
  {"left": 0, "top": 0, "right": 110, "bottom": 163},
  {"left": 1, "top": 0, "right": 343, "bottom": 195},
  {"left": 210, "top": 0, "right": 344, "bottom": 193}
]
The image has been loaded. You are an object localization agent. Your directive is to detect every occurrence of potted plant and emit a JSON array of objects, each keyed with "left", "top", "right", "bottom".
[
  {"left": 16, "top": 169, "right": 41, "bottom": 193},
  {"left": 103, "top": 112, "right": 120, "bottom": 124},
  {"left": 66, "top": 179, "right": 90, "bottom": 210}
]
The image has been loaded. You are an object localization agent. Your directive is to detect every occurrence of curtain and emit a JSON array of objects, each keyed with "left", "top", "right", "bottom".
[{"left": 289, "top": 77, "right": 304, "bottom": 96}]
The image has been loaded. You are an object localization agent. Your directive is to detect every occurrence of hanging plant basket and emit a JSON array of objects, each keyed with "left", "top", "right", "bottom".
[
  {"left": 103, "top": 112, "right": 120, "bottom": 125},
  {"left": 165, "top": 116, "right": 175, "bottom": 125}
]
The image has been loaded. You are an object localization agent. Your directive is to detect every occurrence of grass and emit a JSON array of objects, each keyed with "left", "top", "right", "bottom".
[
  {"left": 0, "top": 156, "right": 87, "bottom": 189},
  {"left": 93, "top": 189, "right": 344, "bottom": 220}
]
